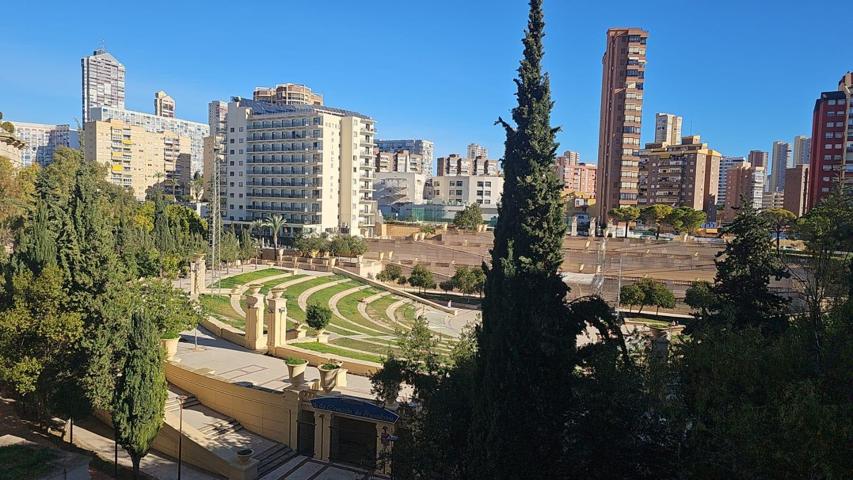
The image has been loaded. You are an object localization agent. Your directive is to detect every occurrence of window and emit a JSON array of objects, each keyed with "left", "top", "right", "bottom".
[
  {"left": 230, "top": 149, "right": 235, "bottom": 155},
  {"left": 230, "top": 127, "right": 235, "bottom": 132}
]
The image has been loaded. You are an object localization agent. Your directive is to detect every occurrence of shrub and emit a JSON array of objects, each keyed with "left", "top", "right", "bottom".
[{"left": 306, "top": 304, "right": 332, "bottom": 331}]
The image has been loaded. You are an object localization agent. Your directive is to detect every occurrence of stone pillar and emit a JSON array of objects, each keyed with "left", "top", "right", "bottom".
[
  {"left": 266, "top": 288, "right": 286, "bottom": 351},
  {"left": 570, "top": 216, "right": 578, "bottom": 237},
  {"left": 375, "top": 422, "right": 395, "bottom": 475},
  {"left": 313, "top": 412, "right": 331, "bottom": 462},
  {"left": 244, "top": 285, "right": 266, "bottom": 351},
  {"left": 589, "top": 217, "right": 597, "bottom": 237}
]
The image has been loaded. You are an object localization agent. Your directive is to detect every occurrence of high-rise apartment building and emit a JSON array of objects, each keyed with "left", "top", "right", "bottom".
[
  {"left": 83, "top": 118, "right": 191, "bottom": 200},
  {"left": 11, "top": 122, "right": 79, "bottom": 167},
  {"left": 555, "top": 150, "right": 597, "bottom": 197},
  {"left": 375, "top": 149, "right": 429, "bottom": 174},
  {"left": 252, "top": 84, "right": 323, "bottom": 106},
  {"left": 792, "top": 135, "right": 811, "bottom": 166},
  {"left": 807, "top": 72, "right": 852, "bottom": 210},
  {"left": 718, "top": 155, "right": 746, "bottom": 208},
  {"left": 81, "top": 49, "right": 125, "bottom": 123},
  {"left": 90, "top": 106, "right": 208, "bottom": 176},
  {"left": 154, "top": 91, "right": 176, "bottom": 118},
  {"left": 638, "top": 135, "right": 721, "bottom": 219},
  {"left": 783, "top": 165, "right": 809, "bottom": 216},
  {"left": 762, "top": 191, "right": 785, "bottom": 210},
  {"left": 721, "top": 162, "right": 765, "bottom": 223},
  {"left": 654, "top": 113, "right": 683, "bottom": 145},
  {"left": 770, "top": 141, "right": 792, "bottom": 192},
  {"left": 437, "top": 154, "right": 498, "bottom": 176},
  {"left": 0, "top": 129, "right": 26, "bottom": 168},
  {"left": 466, "top": 143, "right": 488, "bottom": 160},
  {"left": 748, "top": 150, "right": 768, "bottom": 169},
  {"left": 376, "top": 139, "right": 434, "bottom": 175},
  {"left": 596, "top": 27, "right": 648, "bottom": 220},
  {"left": 221, "top": 99, "right": 377, "bottom": 237},
  {"left": 203, "top": 101, "right": 228, "bottom": 203}
]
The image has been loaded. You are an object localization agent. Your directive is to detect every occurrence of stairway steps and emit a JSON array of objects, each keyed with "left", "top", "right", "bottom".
[{"left": 256, "top": 445, "right": 297, "bottom": 477}]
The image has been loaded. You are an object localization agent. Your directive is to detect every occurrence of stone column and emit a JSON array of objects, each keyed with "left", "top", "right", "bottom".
[
  {"left": 313, "top": 412, "right": 331, "bottom": 462},
  {"left": 266, "top": 287, "right": 286, "bottom": 351},
  {"left": 570, "top": 216, "right": 578, "bottom": 237},
  {"left": 189, "top": 254, "right": 207, "bottom": 300},
  {"left": 375, "top": 422, "right": 395, "bottom": 475},
  {"left": 244, "top": 285, "right": 266, "bottom": 351},
  {"left": 589, "top": 217, "right": 597, "bottom": 237}
]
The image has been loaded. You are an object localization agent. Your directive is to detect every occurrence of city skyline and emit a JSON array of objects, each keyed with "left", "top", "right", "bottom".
[{"left": 0, "top": 0, "right": 846, "bottom": 164}]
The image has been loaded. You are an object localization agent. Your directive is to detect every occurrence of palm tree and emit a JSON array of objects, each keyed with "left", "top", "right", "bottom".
[
  {"left": 249, "top": 219, "right": 265, "bottom": 246},
  {"left": 190, "top": 173, "right": 205, "bottom": 203},
  {"left": 263, "top": 215, "right": 287, "bottom": 260}
]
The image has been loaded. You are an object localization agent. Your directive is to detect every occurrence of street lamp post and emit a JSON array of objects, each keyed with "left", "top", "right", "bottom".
[{"left": 178, "top": 395, "right": 186, "bottom": 480}]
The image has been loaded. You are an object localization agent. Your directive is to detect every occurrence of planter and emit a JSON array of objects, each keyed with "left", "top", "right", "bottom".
[
  {"left": 317, "top": 330, "right": 329, "bottom": 344},
  {"left": 286, "top": 361, "right": 308, "bottom": 384},
  {"left": 246, "top": 284, "right": 261, "bottom": 295},
  {"left": 235, "top": 448, "right": 253, "bottom": 465},
  {"left": 295, "top": 324, "right": 308, "bottom": 339},
  {"left": 318, "top": 365, "right": 340, "bottom": 392},
  {"left": 161, "top": 337, "right": 179, "bottom": 360}
]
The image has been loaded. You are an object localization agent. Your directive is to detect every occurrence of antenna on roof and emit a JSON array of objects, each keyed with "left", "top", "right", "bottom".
[{"left": 95, "top": 40, "right": 107, "bottom": 54}]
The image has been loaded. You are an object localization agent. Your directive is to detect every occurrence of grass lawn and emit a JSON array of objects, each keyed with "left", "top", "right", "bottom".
[
  {"left": 283, "top": 276, "right": 343, "bottom": 322},
  {"left": 211, "top": 268, "right": 284, "bottom": 289},
  {"left": 336, "top": 288, "right": 398, "bottom": 335},
  {"left": 199, "top": 294, "right": 245, "bottom": 330},
  {"left": 0, "top": 445, "right": 57, "bottom": 480},
  {"left": 258, "top": 274, "right": 305, "bottom": 294},
  {"left": 366, "top": 294, "right": 404, "bottom": 324},
  {"left": 398, "top": 303, "right": 417, "bottom": 325},
  {"left": 292, "top": 341, "right": 383, "bottom": 364},
  {"left": 304, "top": 281, "right": 390, "bottom": 336},
  {"left": 331, "top": 337, "right": 400, "bottom": 355}
]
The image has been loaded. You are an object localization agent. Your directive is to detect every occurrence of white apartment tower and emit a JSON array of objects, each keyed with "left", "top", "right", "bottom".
[
  {"left": 81, "top": 49, "right": 126, "bottom": 123},
  {"left": 222, "top": 99, "right": 377, "bottom": 237},
  {"left": 718, "top": 155, "right": 746, "bottom": 207},
  {"left": 466, "top": 143, "right": 488, "bottom": 160},
  {"left": 792, "top": 135, "right": 811, "bottom": 166},
  {"left": 654, "top": 113, "right": 683, "bottom": 145},
  {"left": 770, "top": 140, "right": 792, "bottom": 192}
]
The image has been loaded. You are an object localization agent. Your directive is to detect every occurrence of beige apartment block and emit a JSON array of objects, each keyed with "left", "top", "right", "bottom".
[
  {"left": 154, "top": 90, "right": 176, "bottom": 118},
  {"left": 253, "top": 83, "right": 323, "bottom": 106},
  {"left": 555, "top": 150, "right": 597, "bottom": 197},
  {"left": 429, "top": 174, "right": 504, "bottom": 207},
  {"left": 84, "top": 118, "right": 191, "bottom": 200},
  {"left": 721, "top": 162, "right": 765, "bottom": 223},
  {"left": 638, "top": 135, "right": 721, "bottom": 219}
]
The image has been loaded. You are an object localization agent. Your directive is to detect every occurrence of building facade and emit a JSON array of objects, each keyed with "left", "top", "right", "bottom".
[
  {"left": 721, "top": 162, "right": 765, "bottom": 223},
  {"left": 654, "top": 113, "right": 682, "bottom": 145},
  {"left": 792, "top": 135, "right": 811, "bottom": 166},
  {"left": 253, "top": 84, "right": 323, "bottom": 106},
  {"left": 638, "top": 135, "right": 721, "bottom": 219},
  {"left": 0, "top": 130, "right": 26, "bottom": 168},
  {"left": 437, "top": 154, "right": 498, "bottom": 176},
  {"left": 807, "top": 72, "right": 852, "bottom": 210},
  {"left": 429, "top": 174, "right": 504, "bottom": 208},
  {"left": 83, "top": 118, "right": 191, "bottom": 200},
  {"left": 555, "top": 150, "right": 597, "bottom": 197},
  {"left": 748, "top": 150, "right": 768, "bottom": 169},
  {"left": 762, "top": 191, "right": 785, "bottom": 210},
  {"left": 203, "top": 100, "right": 228, "bottom": 203},
  {"left": 718, "top": 156, "right": 746, "bottom": 208},
  {"left": 375, "top": 149, "right": 429, "bottom": 174},
  {"left": 783, "top": 165, "right": 809, "bottom": 216},
  {"left": 89, "top": 106, "right": 209, "bottom": 176},
  {"left": 466, "top": 143, "right": 488, "bottom": 160},
  {"left": 155, "top": 91, "right": 176, "bottom": 118},
  {"left": 596, "top": 27, "right": 648, "bottom": 220},
  {"left": 221, "top": 99, "right": 377, "bottom": 237},
  {"left": 81, "top": 49, "right": 125, "bottom": 123},
  {"left": 11, "top": 122, "right": 79, "bottom": 167},
  {"left": 375, "top": 139, "right": 434, "bottom": 175},
  {"left": 374, "top": 171, "right": 428, "bottom": 217},
  {"left": 770, "top": 140, "right": 791, "bottom": 192}
]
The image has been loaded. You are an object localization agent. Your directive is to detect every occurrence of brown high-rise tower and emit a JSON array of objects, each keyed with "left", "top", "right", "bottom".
[{"left": 595, "top": 27, "right": 648, "bottom": 223}]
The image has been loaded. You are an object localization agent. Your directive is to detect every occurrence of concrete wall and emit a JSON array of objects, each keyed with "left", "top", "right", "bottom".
[{"left": 272, "top": 343, "right": 381, "bottom": 377}]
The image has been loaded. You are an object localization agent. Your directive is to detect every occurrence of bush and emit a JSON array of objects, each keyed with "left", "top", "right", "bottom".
[
  {"left": 408, "top": 264, "right": 436, "bottom": 291},
  {"left": 306, "top": 304, "right": 332, "bottom": 331},
  {"left": 285, "top": 357, "right": 308, "bottom": 366},
  {"left": 440, "top": 280, "right": 456, "bottom": 293},
  {"left": 378, "top": 263, "right": 403, "bottom": 282},
  {"left": 453, "top": 204, "right": 483, "bottom": 230}
]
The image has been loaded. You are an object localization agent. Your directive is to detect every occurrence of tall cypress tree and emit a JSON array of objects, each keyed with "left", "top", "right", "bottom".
[
  {"left": 113, "top": 309, "right": 167, "bottom": 478},
  {"left": 469, "top": 1, "right": 582, "bottom": 477}
]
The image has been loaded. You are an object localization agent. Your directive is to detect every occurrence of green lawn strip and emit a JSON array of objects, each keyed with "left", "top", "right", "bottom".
[
  {"left": 366, "top": 294, "right": 406, "bottom": 325},
  {"left": 292, "top": 341, "right": 383, "bottom": 364},
  {"left": 211, "top": 268, "right": 284, "bottom": 289},
  {"left": 259, "top": 274, "right": 305, "bottom": 294},
  {"left": 200, "top": 294, "right": 245, "bottom": 329},
  {"left": 331, "top": 337, "right": 400, "bottom": 356},
  {"left": 305, "top": 281, "right": 387, "bottom": 336},
  {"left": 0, "top": 445, "right": 58, "bottom": 480},
  {"left": 336, "top": 288, "right": 398, "bottom": 335},
  {"left": 283, "top": 276, "right": 342, "bottom": 323}
]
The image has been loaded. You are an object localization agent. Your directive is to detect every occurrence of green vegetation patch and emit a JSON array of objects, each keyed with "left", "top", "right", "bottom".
[
  {"left": 0, "top": 445, "right": 58, "bottom": 480},
  {"left": 283, "top": 275, "right": 343, "bottom": 322},
  {"left": 259, "top": 274, "right": 305, "bottom": 294},
  {"left": 211, "top": 268, "right": 284, "bottom": 289},
  {"left": 292, "top": 341, "right": 383, "bottom": 364},
  {"left": 199, "top": 294, "right": 244, "bottom": 330},
  {"left": 336, "top": 288, "right": 398, "bottom": 335},
  {"left": 366, "top": 294, "right": 404, "bottom": 324}
]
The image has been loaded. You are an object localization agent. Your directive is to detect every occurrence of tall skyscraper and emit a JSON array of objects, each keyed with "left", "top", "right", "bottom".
[
  {"left": 252, "top": 83, "right": 323, "bottom": 106},
  {"left": 81, "top": 49, "right": 125, "bottom": 123},
  {"left": 466, "top": 143, "right": 488, "bottom": 160},
  {"left": 718, "top": 155, "right": 746, "bottom": 208},
  {"left": 770, "top": 141, "right": 791, "bottom": 192},
  {"left": 783, "top": 165, "right": 809, "bottom": 216},
  {"left": 654, "top": 113, "right": 682, "bottom": 145},
  {"left": 154, "top": 91, "right": 176, "bottom": 118},
  {"left": 595, "top": 27, "right": 648, "bottom": 220},
  {"left": 376, "top": 139, "right": 434, "bottom": 175},
  {"left": 792, "top": 135, "right": 811, "bottom": 166},
  {"left": 721, "top": 162, "right": 765, "bottom": 223},
  {"left": 807, "top": 72, "right": 851, "bottom": 210},
  {"left": 748, "top": 150, "right": 768, "bottom": 169}
]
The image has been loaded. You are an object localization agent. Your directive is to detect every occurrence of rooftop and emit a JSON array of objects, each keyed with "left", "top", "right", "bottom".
[{"left": 235, "top": 98, "right": 372, "bottom": 120}]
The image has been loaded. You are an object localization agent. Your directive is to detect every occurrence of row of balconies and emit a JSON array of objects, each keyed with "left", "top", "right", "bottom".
[
  {"left": 247, "top": 119, "right": 314, "bottom": 130},
  {"left": 248, "top": 144, "right": 319, "bottom": 153},
  {"left": 248, "top": 191, "right": 321, "bottom": 200},
  {"left": 247, "top": 204, "right": 320, "bottom": 214},
  {"left": 247, "top": 168, "right": 322, "bottom": 176}
]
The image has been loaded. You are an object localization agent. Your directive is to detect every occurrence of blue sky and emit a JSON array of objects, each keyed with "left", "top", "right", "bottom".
[{"left": 0, "top": 0, "right": 847, "bottom": 164}]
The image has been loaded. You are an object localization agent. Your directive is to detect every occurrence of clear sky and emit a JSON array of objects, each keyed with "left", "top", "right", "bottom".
[{"left": 0, "top": 0, "right": 847, "bottom": 165}]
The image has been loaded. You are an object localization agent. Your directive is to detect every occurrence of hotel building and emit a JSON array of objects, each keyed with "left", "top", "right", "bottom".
[{"left": 11, "top": 122, "right": 79, "bottom": 167}]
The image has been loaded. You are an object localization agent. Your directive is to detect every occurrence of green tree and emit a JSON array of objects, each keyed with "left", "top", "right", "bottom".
[
  {"left": 619, "top": 283, "right": 644, "bottom": 313},
  {"left": 306, "top": 303, "right": 332, "bottom": 334},
  {"left": 238, "top": 227, "right": 257, "bottom": 261},
  {"left": 452, "top": 203, "right": 483, "bottom": 230},
  {"left": 263, "top": 214, "right": 287, "bottom": 249},
  {"left": 761, "top": 207, "right": 796, "bottom": 254},
  {"left": 408, "top": 264, "right": 435, "bottom": 292},
  {"left": 329, "top": 234, "right": 367, "bottom": 258},
  {"left": 439, "top": 279, "right": 455, "bottom": 293},
  {"left": 665, "top": 207, "right": 705, "bottom": 236},
  {"left": 640, "top": 204, "right": 673, "bottom": 239},
  {"left": 470, "top": 1, "right": 582, "bottom": 476},
  {"left": 684, "top": 280, "right": 714, "bottom": 318},
  {"left": 112, "top": 310, "right": 166, "bottom": 479},
  {"left": 609, "top": 205, "right": 640, "bottom": 238},
  {"left": 452, "top": 265, "right": 485, "bottom": 297},
  {"left": 220, "top": 228, "right": 240, "bottom": 264},
  {"left": 377, "top": 263, "right": 402, "bottom": 282}
]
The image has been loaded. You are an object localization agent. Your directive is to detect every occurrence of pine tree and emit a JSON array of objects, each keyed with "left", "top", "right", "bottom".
[
  {"left": 113, "top": 309, "right": 167, "bottom": 478},
  {"left": 469, "top": 1, "right": 582, "bottom": 477},
  {"left": 152, "top": 194, "right": 174, "bottom": 255}
]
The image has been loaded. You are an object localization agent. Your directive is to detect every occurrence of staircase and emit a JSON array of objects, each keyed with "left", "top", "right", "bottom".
[
  {"left": 197, "top": 418, "right": 244, "bottom": 437},
  {"left": 255, "top": 444, "right": 298, "bottom": 478},
  {"left": 164, "top": 394, "right": 200, "bottom": 413}
]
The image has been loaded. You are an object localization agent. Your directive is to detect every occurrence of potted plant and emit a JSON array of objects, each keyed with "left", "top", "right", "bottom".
[
  {"left": 285, "top": 357, "right": 308, "bottom": 384},
  {"left": 318, "top": 363, "right": 341, "bottom": 392},
  {"left": 306, "top": 304, "right": 332, "bottom": 343},
  {"left": 235, "top": 448, "right": 253, "bottom": 465},
  {"left": 161, "top": 327, "right": 180, "bottom": 361}
]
